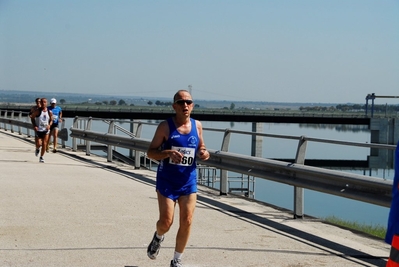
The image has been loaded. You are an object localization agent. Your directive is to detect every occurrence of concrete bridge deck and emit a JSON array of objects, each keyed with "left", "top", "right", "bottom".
[{"left": 0, "top": 130, "right": 391, "bottom": 267}]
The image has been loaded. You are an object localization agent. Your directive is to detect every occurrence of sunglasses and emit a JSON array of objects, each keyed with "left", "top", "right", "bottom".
[{"left": 174, "top": 99, "right": 193, "bottom": 105}]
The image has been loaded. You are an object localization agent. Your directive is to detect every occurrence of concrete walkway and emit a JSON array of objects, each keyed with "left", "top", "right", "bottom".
[{"left": 0, "top": 130, "right": 391, "bottom": 267}]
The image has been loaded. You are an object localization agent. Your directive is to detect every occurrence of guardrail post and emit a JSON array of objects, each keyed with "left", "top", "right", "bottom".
[
  {"left": 72, "top": 117, "right": 79, "bottom": 151},
  {"left": 129, "top": 120, "right": 135, "bottom": 159},
  {"left": 220, "top": 129, "right": 231, "bottom": 195},
  {"left": 85, "top": 117, "right": 93, "bottom": 156},
  {"left": 132, "top": 121, "right": 143, "bottom": 169},
  {"left": 10, "top": 111, "right": 15, "bottom": 133},
  {"left": 18, "top": 112, "right": 22, "bottom": 135},
  {"left": 61, "top": 119, "right": 66, "bottom": 148},
  {"left": 251, "top": 122, "right": 263, "bottom": 157},
  {"left": 294, "top": 136, "right": 307, "bottom": 219},
  {"left": 26, "top": 115, "right": 32, "bottom": 137},
  {"left": 135, "top": 122, "right": 143, "bottom": 138},
  {"left": 107, "top": 120, "right": 115, "bottom": 162},
  {"left": 3, "top": 110, "right": 7, "bottom": 130}
]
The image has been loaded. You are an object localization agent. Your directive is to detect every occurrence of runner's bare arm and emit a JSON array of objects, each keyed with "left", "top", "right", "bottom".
[
  {"left": 196, "top": 120, "right": 210, "bottom": 160},
  {"left": 147, "top": 120, "right": 183, "bottom": 163}
]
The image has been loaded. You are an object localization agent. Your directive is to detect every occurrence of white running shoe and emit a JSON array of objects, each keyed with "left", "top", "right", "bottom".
[
  {"left": 170, "top": 259, "right": 183, "bottom": 267},
  {"left": 147, "top": 231, "right": 164, "bottom": 260}
]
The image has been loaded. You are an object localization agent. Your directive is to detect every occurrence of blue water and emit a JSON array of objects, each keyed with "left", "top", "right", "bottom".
[
  {"left": 64, "top": 118, "right": 391, "bottom": 227},
  {"left": 203, "top": 121, "right": 390, "bottom": 226}
]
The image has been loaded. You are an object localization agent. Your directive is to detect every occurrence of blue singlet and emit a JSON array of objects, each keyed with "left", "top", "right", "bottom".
[{"left": 156, "top": 118, "right": 199, "bottom": 201}]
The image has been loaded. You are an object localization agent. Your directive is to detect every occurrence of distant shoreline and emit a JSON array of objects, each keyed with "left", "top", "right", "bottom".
[{"left": 0, "top": 89, "right": 381, "bottom": 109}]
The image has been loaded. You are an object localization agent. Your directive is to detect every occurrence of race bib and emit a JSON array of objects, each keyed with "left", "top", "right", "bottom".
[{"left": 169, "top": 146, "right": 195, "bottom": 166}]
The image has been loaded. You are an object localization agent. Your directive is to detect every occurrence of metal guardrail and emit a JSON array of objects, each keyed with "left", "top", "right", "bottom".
[
  {"left": 1, "top": 112, "right": 396, "bottom": 219},
  {"left": 67, "top": 122, "right": 393, "bottom": 203},
  {"left": 66, "top": 117, "right": 395, "bottom": 214},
  {"left": 0, "top": 110, "right": 68, "bottom": 146}
]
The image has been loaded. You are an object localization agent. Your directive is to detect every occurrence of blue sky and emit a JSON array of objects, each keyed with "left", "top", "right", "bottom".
[{"left": 1, "top": 0, "right": 398, "bottom": 104}]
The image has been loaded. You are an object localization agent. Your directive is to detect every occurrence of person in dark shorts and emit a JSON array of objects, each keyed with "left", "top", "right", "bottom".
[
  {"left": 30, "top": 98, "right": 53, "bottom": 163},
  {"left": 146, "top": 90, "right": 210, "bottom": 267},
  {"left": 47, "top": 98, "right": 62, "bottom": 153}
]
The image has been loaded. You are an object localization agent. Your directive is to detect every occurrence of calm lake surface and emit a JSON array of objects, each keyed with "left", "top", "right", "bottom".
[
  {"left": 65, "top": 118, "right": 393, "bottom": 227},
  {"left": 203, "top": 121, "right": 391, "bottom": 227}
]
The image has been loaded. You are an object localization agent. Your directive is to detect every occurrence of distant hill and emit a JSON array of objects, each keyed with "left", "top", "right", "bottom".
[{"left": 0, "top": 89, "right": 351, "bottom": 110}]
